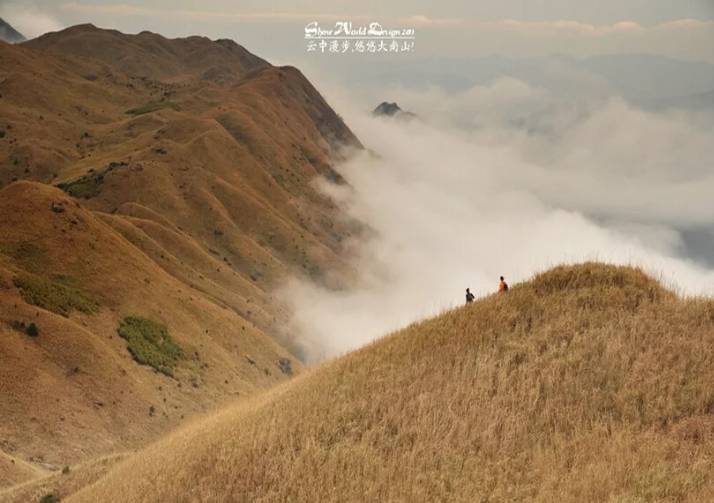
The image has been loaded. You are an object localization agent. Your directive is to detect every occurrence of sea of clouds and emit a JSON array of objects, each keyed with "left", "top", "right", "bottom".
[{"left": 284, "top": 75, "right": 714, "bottom": 361}]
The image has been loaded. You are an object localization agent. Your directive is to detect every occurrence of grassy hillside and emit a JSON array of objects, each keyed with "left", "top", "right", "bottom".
[
  {"left": 1, "top": 454, "right": 124, "bottom": 503},
  {"left": 0, "top": 182, "right": 298, "bottom": 482},
  {"left": 0, "top": 453, "right": 43, "bottom": 489},
  {"left": 0, "top": 24, "right": 362, "bottom": 487},
  {"left": 64, "top": 263, "right": 714, "bottom": 502},
  {"left": 1, "top": 26, "right": 361, "bottom": 346}
]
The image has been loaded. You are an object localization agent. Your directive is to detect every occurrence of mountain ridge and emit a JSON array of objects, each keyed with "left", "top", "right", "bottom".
[
  {"left": 0, "top": 23, "right": 362, "bottom": 488},
  {"left": 23, "top": 23, "right": 269, "bottom": 83}
]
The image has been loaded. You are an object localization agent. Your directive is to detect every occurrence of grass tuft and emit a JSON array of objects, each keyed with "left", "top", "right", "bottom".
[
  {"left": 39, "top": 493, "right": 59, "bottom": 503},
  {"left": 118, "top": 316, "right": 183, "bottom": 376},
  {"left": 26, "top": 322, "right": 39, "bottom": 337}
]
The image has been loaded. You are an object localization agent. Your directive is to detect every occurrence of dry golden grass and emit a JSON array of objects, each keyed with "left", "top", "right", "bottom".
[
  {"left": 68, "top": 263, "right": 714, "bottom": 502},
  {"left": 0, "top": 452, "right": 45, "bottom": 488},
  {"left": 0, "top": 453, "right": 125, "bottom": 503}
]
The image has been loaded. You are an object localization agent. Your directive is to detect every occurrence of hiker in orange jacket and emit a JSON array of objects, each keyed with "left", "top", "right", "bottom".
[{"left": 498, "top": 276, "right": 509, "bottom": 293}]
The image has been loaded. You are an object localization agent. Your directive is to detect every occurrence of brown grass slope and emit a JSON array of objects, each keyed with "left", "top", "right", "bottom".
[
  {"left": 1, "top": 453, "right": 124, "bottom": 503},
  {"left": 1, "top": 26, "right": 362, "bottom": 342},
  {"left": 0, "top": 24, "right": 362, "bottom": 487},
  {"left": 0, "top": 182, "right": 298, "bottom": 485},
  {"left": 0, "top": 453, "right": 43, "bottom": 489},
  {"left": 68, "top": 263, "right": 714, "bottom": 502}
]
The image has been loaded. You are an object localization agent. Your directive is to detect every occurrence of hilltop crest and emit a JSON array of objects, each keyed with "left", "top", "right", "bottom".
[
  {"left": 23, "top": 23, "right": 269, "bottom": 81},
  {"left": 66, "top": 263, "right": 714, "bottom": 502}
]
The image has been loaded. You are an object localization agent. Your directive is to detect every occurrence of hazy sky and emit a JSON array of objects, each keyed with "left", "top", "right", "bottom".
[
  {"left": 2, "top": 0, "right": 714, "bottom": 64},
  {"left": 5, "top": 0, "right": 714, "bottom": 24}
]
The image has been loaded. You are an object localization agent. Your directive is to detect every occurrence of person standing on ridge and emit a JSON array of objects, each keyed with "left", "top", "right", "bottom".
[
  {"left": 498, "top": 276, "right": 509, "bottom": 293},
  {"left": 465, "top": 288, "right": 475, "bottom": 304}
]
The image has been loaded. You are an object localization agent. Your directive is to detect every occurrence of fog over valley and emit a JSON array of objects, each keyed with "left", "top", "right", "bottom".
[{"left": 285, "top": 72, "right": 714, "bottom": 360}]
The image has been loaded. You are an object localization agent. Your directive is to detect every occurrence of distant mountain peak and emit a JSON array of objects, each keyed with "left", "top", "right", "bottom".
[
  {"left": 372, "top": 101, "right": 417, "bottom": 120},
  {"left": 373, "top": 101, "right": 403, "bottom": 116},
  {"left": 0, "top": 18, "right": 26, "bottom": 44}
]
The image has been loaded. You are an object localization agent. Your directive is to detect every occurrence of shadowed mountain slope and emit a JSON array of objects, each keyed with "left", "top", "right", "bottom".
[
  {"left": 65, "top": 263, "right": 714, "bottom": 502},
  {"left": 0, "top": 19, "right": 25, "bottom": 44}
]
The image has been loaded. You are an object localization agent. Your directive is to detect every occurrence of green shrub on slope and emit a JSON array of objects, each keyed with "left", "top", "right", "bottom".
[
  {"left": 118, "top": 316, "right": 183, "bottom": 376},
  {"left": 14, "top": 273, "right": 99, "bottom": 316}
]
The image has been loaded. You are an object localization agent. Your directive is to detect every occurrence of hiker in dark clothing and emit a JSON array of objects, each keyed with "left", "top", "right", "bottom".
[
  {"left": 465, "top": 288, "right": 475, "bottom": 304},
  {"left": 499, "top": 276, "right": 509, "bottom": 293}
]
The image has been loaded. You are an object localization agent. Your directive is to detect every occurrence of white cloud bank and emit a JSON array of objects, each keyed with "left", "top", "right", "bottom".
[
  {"left": 0, "top": 4, "right": 63, "bottom": 38},
  {"left": 284, "top": 79, "right": 714, "bottom": 362}
]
